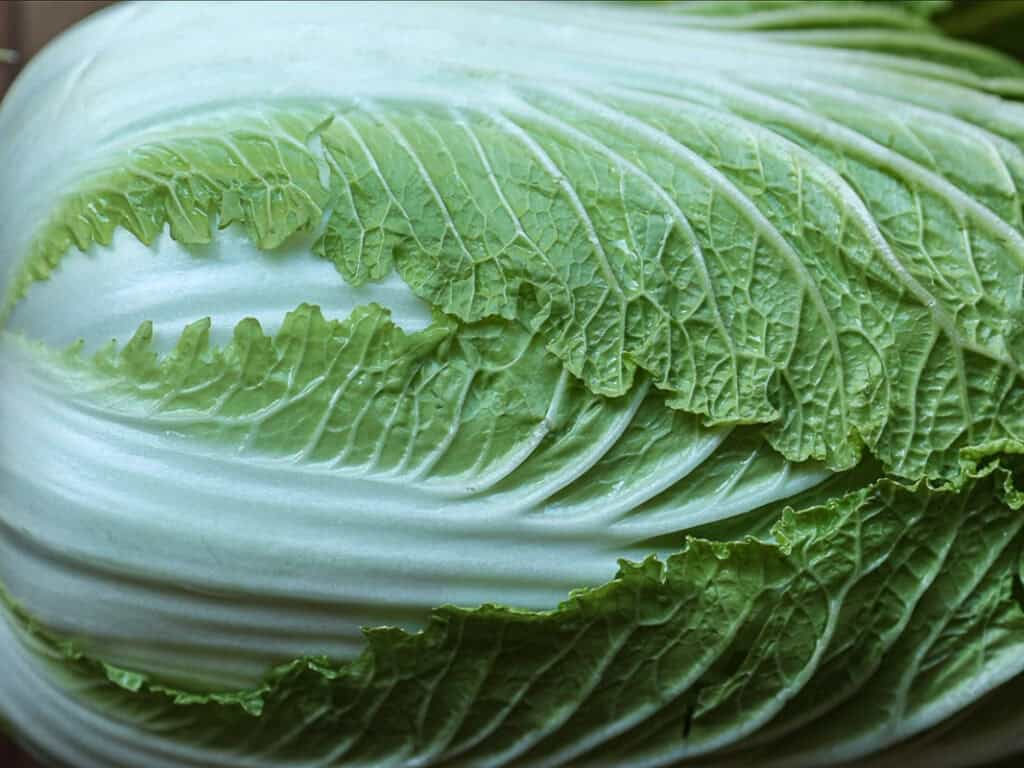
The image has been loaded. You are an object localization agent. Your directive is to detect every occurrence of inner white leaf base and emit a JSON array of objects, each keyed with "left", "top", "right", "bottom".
[
  {"left": 0, "top": 331, "right": 824, "bottom": 687},
  {"left": 7, "top": 225, "right": 435, "bottom": 353}
]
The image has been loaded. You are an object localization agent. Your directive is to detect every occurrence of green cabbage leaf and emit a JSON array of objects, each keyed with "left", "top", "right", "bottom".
[{"left": 1, "top": 1, "right": 1024, "bottom": 766}]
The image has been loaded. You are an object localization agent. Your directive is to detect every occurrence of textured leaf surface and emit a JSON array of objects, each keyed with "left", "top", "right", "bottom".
[
  {"left": 0, "top": 309, "right": 827, "bottom": 692},
  {"left": 2, "top": 2, "right": 1024, "bottom": 767},
  {"left": 36, "top": 301, "right": 827, "bottom": 517},
  {"left": 10, "top": 73, "right": 1024, "bottom": 480},
  {"left": 2, "top": 449, "right": 1022, "bottom": 768}
]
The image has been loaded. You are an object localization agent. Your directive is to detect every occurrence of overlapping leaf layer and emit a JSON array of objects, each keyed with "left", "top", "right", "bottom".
[{"left": 2, "top": 1, "right": 1024, "bottom": 766}]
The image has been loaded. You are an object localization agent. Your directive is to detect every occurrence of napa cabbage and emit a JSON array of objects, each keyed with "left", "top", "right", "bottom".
[{"left": 2, "top": 1, "right": 1024, "bottom": 766}]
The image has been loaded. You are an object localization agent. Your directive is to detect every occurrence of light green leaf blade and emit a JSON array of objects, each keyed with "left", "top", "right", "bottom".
[{"left": 2, "top": 450, "right": 1021, "bottom": 768}]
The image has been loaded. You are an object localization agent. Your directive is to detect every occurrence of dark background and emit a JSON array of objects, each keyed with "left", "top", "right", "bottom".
[{"left": 1, "top": 0, "right": 1023, "bottom": 766}]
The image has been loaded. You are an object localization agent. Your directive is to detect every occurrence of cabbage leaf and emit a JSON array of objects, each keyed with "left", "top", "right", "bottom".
[{"left": 2, "top": 1, "right": 1024, "bottom": 766}]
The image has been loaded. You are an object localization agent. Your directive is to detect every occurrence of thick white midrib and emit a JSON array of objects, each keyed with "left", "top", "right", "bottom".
[
  {"left": 573, "top": 19, "right": 1024, "bottom": 141},
  {"left": 2, "top": 336, "right": 708, "bottom": 689},
  {"left": 820, "top": 47, "right": 1022, "bottom": 94},
  {"left": 623, "top": 463, "right": 831, "bottom": 535},
  {"left": 0, "top": 322, "right": 832, "bottom": 702},
  {"left": 1, "top": 610, "right": 253, "bottom": 768},
  {"left": 543, "top": 428, "right": 731, "bottom": 523},
  {"left": 47, "top": 362, "right": 656, "bottom": 519},
  {"left": 538, "top": 9, "right": 1006, "bottom": 97},
  {"left": 6, "top": 226, "right": 436, "bottom": 354},
  {"left": 93, "top": 105, "right": 329, "bottom": 151},
  {"left": 1, "top": 339, "right": 617, "bottom": 543},
  {"left": 5, "top": 320, "right": 821, "bottom": 537},
  {"left": 518, "top": 5, "right": 948, "bottom": 87},
  {"left": 707, "top": 29, "right": 1006, "bottom": 94},
  {"left": 0, "top": 495, "right": 615, "bottom": 689},
  {"left": 0, "top": 518, "right": 421, "bottom": 641},
  {"left": 0, "top": 454, "right": 617, "bottom": 592},
  {"left": 4, "top": 1, "right": 1022, "bottom": 307},
  {"left": 1, "top": 625, "right": 132, "bottom": 768}
]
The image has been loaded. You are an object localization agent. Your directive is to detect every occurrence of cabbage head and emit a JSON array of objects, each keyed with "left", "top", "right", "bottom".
[{"left": 2, "top": 1, "right": 1024, "bottom": 766}]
